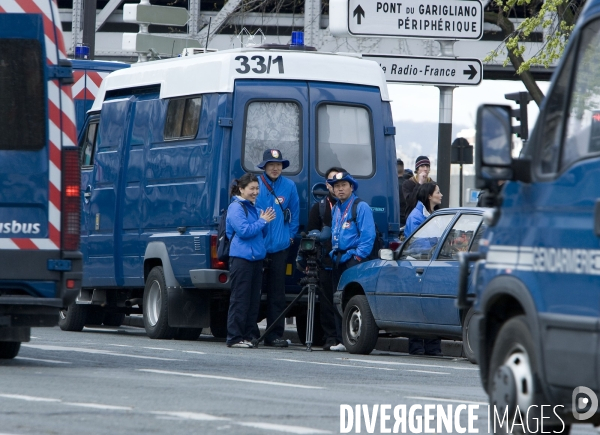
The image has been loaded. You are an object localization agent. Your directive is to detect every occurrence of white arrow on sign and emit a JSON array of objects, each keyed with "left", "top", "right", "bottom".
[
  {"left": 330, "top": 0, "right": 483, "bottom": 40},
  {"left": 363, "top": 54, "right": 483, "bottom": 86}
]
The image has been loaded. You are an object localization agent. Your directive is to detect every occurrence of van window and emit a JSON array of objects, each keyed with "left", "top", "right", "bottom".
[
  {"left": 81, "top": 122, "right": 98, "bottom": 167},
  {"left": 243, "top": 101, "right": 301, "bottom": 173},
  {"left": 0, "top": 39, "right": 45, "bottom": 151},
  {"left": 164, "top": 97, "right": 202, "bottom": 140},
  {"left": 561, "top": 20, "right": 600, "bottom": 171},
  {"left": 533, "top": 41, "right": 576, "bottom": 175},
  {"left": 317, "top": 104, "right": 374, "bottom": 177}
]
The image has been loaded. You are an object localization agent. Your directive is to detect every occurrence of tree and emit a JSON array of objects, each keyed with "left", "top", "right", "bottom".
[{"left": 484, "top": 0, "right": 585, "bottom": 106}]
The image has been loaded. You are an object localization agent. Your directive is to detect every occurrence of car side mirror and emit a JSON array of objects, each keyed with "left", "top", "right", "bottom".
[
  {"left": 475, "top": 104, "right": 532, "bottom": 189},
  {"left": 379, "top": 249, "right": 394, "bottom": 261}
]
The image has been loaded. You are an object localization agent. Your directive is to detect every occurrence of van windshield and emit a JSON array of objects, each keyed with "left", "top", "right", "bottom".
[
  {"left": 317, "top": 104, "right": 374, "bottom": 177},
  {"left": 0, "top": 39, "right": 45, "bottom": 151}
]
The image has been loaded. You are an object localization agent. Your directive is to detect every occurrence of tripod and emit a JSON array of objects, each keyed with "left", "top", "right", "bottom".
[{"left": 251, "top": 258, "right": 320, "bottom": 351}]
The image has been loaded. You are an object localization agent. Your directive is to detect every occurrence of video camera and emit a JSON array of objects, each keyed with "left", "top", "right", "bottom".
[{"left": 296, "top": 226, "right": 331, "bottom": 271}]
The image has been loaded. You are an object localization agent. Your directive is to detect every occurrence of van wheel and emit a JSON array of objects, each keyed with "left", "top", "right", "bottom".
[
  {"left": 103, "top": 313, "right": 125, "bottom": 327},
  {"left": 175, "top": 328, "right": 202, "bottom": 341},
  {"left": 296, "top": 307, "right": 325, "bottom": 346},
  {"left": 143, "top": 266, "right": 176, "bottom": 339},
  {"left": 342, "top": 295, "right": 379, "bottom": 355},
  {"left": 0, "top": 342, "right": 20, "bottom": 359},
  {"left": 462, "top": 308, "right": 477, "bottom": 364},
  {"left": 58, "top": 302, "right": 88, "bottom": 331},
  {"left": 488, "top": 316, "right": 565, "bottom": 433}
]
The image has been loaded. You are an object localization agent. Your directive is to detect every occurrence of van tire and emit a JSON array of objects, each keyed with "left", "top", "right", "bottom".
[
  {"left": 296, "top": 307, "right": 326, "bottom": 346},
  {"left": 462, "top": 308, "right": 477, "bottom": 364},
  {"left": 58, "top": 303, "right": 88, "bottom": 331},
  {"left": 143, "top": 266, "right": 176, "bottom": 339},
  {"left": 103, "top": 313, "right": 125, "bottom": 327},
  {"left": 342, "top": 295, "right": 379, "bottom": 355},
  {"left": 0, "top": 342, "right": 20, "bottom": 359},
  {"left": 175, "top": 328, "right": 202, "bottom": 341}
]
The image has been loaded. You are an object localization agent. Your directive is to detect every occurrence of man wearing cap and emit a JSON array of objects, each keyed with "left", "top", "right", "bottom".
[
  {"left": 402, "top": 155, "right": 434, "bottom": 216},
  {"left": 255, "top": 149, "right": 300, "bottom": 348},
  {"left": 327, "top": 171, "right": 375, "bottom": 352}
]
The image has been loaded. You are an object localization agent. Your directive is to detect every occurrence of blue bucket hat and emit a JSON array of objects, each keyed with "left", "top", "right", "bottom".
[
  {"left": 326, "top": 171, "right": 358, "bottom": 192},
  {"left": 257, "top": 149, "right": 290, "bottom": 170}
]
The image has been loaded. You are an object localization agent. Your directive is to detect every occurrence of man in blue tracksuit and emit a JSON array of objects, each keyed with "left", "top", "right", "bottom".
[
  {"left": 255, "top": 149, "right": 300, "bottom": 347},
  {"left": 328, "top": 172, "right": 375, "bottom": 352}
]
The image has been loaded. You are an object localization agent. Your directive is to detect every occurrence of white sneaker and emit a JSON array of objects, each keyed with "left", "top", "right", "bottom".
[{"left": 330, "top": 343, "right": 347, "bottom": 352}]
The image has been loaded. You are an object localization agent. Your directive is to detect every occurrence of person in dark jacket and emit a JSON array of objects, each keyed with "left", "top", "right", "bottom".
[
  {"left": 397, "top": 159, "right": 408, "bottom": 226},
  {"left": 402, "top": 155, "right": 434, "bottom": 217},
  {"left": 328, "top": 172, "right": 376, "bottom": 352},
  {"left": 255, "top": 149, "right": 300, "bottom": 348},
  {"left": 226, "top": 173, "right": 276, "bottom": 348},
  {"left": 306, "top": 166, "right": 345, "bottom": 350}
]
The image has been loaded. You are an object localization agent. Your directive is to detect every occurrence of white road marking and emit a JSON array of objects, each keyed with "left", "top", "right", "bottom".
[
  {"left": 405, "top": 369, "right": 449, "bottom": 375},
  {"left": 338, "top": 358, "right": 479, "bottom": 370},
  {"left": 138, "top": 369, "right": 325, "bottom": 390},
  {"left": 63, "top": 402, "right": 132, "bottom": 411},
  {"left": 151, "top": 411, "right": 228, "bottom": 421},
  {"left": 0, "top": 394, "right": 60, "bottom": 402},
  {"left": 83, "top": 327, "right": 119, "bottom": 332},
  {"left": 276, "top": 358, "right": 395, "bottom": 371},
  {"left": 15, "top": 357, "right": 71, "bottom": 364},
  {"left": 236, "top": 422, "right": 332, "bottom": 434},
  {"left": 107, "top": 344, "right": 132, "bottom": 347},
  {"left": 30, "top": 336, "right": 39, "bottom": 339},
  {"left": 143, "top": 347, "right": 174, "bottom": 351},
  {"left": 22, "top": 344, "right": 182, "bottom": 361},
  {"left": 182, "top": 350, "right": 206, "bottom": 355},
  {"left": 406, "top": 396, "right": 488, "bottom": 405}
]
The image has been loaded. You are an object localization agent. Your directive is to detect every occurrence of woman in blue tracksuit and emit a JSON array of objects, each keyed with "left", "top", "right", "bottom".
[
  {"left": 404, "top": 182, "right": 443, "bottom": 238},
  {"left": 226, "top": 173, "right": 275, "bottom": 348}
]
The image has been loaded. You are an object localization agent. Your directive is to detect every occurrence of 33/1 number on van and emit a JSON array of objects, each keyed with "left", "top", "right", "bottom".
[{"left": 235, "top": 55, "right": 284, "bottom": 74}]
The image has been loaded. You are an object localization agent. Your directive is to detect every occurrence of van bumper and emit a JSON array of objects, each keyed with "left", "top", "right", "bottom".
[
  {"left": 0, "top": 297, "right": 64, "bottom": 330},
  {"left": 190, "top": 269, "right": 231, "bottom": 289}
]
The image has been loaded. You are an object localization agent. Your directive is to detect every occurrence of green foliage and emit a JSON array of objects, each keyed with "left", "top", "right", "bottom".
[{"left": 484, "top": 0, "right": 582, "bottom": 73}]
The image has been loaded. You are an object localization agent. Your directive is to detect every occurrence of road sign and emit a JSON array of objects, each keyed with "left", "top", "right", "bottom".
[
  {"left": 363, "top": 54, "right": 482, "bottom": 86},
  {"left": 330, "top": 0, "right": 483, "bottom": 40}
]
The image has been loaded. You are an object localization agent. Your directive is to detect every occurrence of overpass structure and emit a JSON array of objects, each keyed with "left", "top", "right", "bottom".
[{"left": 60, "top": 0, "right": 555, "bottom": 80}]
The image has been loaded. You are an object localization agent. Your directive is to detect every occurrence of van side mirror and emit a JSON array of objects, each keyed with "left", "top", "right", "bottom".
[{"left": 475, "top": 104, "right": 532, "bottom": 189}]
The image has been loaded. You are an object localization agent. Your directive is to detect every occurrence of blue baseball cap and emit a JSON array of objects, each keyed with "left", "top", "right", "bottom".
[
  {"left": 257, "top": 149, "right": 290, "bottom": 170},
  {"left": 326, "top": 171, "right": 358, "bottom": 192}
]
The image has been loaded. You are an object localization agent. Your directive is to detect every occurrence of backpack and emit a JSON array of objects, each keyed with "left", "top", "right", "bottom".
[
  {"left": 216, "top": 201, "right": 248, "bottom": 263},
  {"left": 347, "top": 198, "right": 385, "bottom": 261}
]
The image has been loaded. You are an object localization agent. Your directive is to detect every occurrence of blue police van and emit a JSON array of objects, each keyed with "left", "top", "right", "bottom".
[
  {"left": 459, "top": 0, "right": 600, "bottom": 429},
  {"left": 0, "top": 0, "right": 82, "bottom": 359},
  {"left": 59, "top": 46, "right": 400, "bottom": 341}
]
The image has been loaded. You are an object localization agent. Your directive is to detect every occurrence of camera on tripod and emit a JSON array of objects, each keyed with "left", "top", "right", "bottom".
[{"left": 296, "top": 226, "right": 331, "bottom": 272}]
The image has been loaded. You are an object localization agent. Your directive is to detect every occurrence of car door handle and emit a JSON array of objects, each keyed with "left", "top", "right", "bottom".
[
  {"left": 84, "top": 191, "right": 91, "bottom": 199},
  {"left": 415, "top": 268, "right": 425, "bottom": 274}
]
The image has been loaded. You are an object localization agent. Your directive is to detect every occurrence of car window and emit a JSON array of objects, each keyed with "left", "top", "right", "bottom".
[
  {"left": 437, "top": 214, "right": 483, "bottom": 261},
  {"left": 317, "top": 104, "right": 374, "bottom": 177},
  {"left": 243, "top": 101, "right": 301, "bottom": 174},
  {"left": 81, "top": 122, "right": 98, "bottom": 167},
  {"left": 400, "top": 214, "right": 454, "bottom": 261},
  {"left": 561, "top": 19, "right": 600, "bottom": 171}
]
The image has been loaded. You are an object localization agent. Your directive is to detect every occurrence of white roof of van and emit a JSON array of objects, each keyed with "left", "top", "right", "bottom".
[{"left": 90, "top": 48, "right": 390, "bottom": 111}]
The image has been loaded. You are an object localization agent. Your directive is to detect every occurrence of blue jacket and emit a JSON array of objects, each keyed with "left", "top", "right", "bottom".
[
  {"left": 404, "top": 201, "right": 427, "bottom": 238},
  {"left": 226, "top": 197, "right": 268, "bottom": 261},
  {"left": 256, "top": 175, "right": 300, "bottom": 253},
  {"left": 329, "top": 194, "right": 375, "bottom": 263}
]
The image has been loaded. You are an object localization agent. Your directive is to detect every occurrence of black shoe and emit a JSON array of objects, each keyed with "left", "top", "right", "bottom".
[
  {"left": 409, "top": 350, "right": 425, "bottom": 355},
  {"left": 323, "top": 339, "right": 338, "bottom": 351},
  {"left": 264, "top": 338, "right": 289, "bottom": 348},
  {"left": 425, "top": 350, "right": 443, "bottom": 356}
]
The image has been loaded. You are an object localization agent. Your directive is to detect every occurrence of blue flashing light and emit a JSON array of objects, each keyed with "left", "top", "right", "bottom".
[
  {"left": 291, "top": 31, "right": 304, "bottom": 46},
  {"left": 75, "top": 44, "right": 90, "bottom": 59}
]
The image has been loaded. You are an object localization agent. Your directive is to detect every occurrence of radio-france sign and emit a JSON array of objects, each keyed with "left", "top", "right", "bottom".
[
  {"left": 330, "top": 0, "right": 483, "bottom": 40},
  {"left": 363, "top": 54, "right": 482, "bottom": 86}
]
